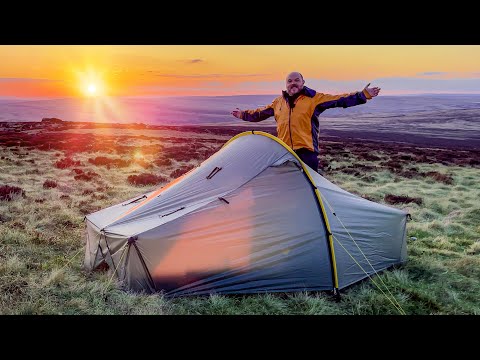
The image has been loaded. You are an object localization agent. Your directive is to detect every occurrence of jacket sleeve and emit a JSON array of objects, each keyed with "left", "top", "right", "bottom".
[
  {"left": 314, "top": 89, "right": 371, "bottom": 111},
  {"left": 242, "top": 101, "right": 275, "bottom": 122}
]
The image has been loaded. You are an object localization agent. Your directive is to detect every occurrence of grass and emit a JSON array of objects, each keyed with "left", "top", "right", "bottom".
[{"left": 0, "top": 124, "right": 479, "bottom": 315}]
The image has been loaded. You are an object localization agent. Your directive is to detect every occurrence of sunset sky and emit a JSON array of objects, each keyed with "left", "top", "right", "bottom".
[{"left": 1, "top": 45, "right": 480, "bottom": 98}]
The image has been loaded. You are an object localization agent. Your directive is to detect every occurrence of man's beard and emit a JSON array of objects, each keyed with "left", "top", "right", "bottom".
[{"left": 288, "top": 86, "right": 299, "bottom": 95}]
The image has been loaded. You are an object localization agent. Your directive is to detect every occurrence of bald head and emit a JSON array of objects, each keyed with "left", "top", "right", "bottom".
[
  {"left": 286, "top": 72, "right": 303, "bottom": 81},
  {"left": 285, "top": 72, "right": 305, "bottom": 96}
]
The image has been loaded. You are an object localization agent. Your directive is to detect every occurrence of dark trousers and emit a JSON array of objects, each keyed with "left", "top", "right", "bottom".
[{"left": 294, "top": 148, "right": 319, "bottom": 172}]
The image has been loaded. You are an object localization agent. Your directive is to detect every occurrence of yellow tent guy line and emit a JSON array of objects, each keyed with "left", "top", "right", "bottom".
[
  {"left": 103, "top": 242, "right": 129, "bottom": 296},
  {"left": 57, "top": 246, "right": 85, "bottom": 273},
  {"left": 320, "top": 192, "right": 406, "bottom": 315},
  {"left": 333, "top": 234, "right": 406, "bottom": 315},
  {"left": 319, "top": 192, "right": 406, "bottom": 311},
  {"left": 223, "top": 131, "right": 339, "bottom": 289}
]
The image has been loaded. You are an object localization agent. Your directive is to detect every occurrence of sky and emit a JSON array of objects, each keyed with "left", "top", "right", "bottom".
[{"left": 1, "top": 45, "right": 480, "bottom": 98}]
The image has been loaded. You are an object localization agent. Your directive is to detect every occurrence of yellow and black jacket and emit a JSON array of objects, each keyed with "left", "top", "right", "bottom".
[{"left": 241, "top": 86, "right": 372, "bottom": 153}]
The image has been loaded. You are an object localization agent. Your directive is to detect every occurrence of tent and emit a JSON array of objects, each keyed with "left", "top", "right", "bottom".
[{"left": 84, "top": 131, "right": 408, "bottom": 297}]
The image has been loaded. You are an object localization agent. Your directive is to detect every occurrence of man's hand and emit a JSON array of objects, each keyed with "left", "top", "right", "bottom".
[
  {"left": 231, "top": 108, "right": 243, "bottom": 119},
  {"left": 364, "top": 83, "right": 381, "bottom": 98}
]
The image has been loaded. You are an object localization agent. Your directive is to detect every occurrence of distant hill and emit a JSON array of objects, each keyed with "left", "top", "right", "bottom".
[
  {"left": 1, "top": 94, "right": 480, "bottom": 125},
  {"left": 1, "top": 94, "right": 479, "bottom": 149}
]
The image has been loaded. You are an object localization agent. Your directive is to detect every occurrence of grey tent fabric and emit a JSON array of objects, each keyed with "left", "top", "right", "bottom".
[
  {"left": 84, "top": 131, "right": 408, "bottom": 296},
  {"left": 310, "top": 171, "right": 408, "bottom": 289}
]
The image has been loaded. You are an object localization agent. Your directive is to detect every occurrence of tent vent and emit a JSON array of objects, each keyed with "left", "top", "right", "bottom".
[
  {"left": 218, "top": 197, "right": 230, "bottom": 204},
  {"left": 160, "top": 206, "right": 186, "bottom": 217},
  {"left": 206, "top": 167, "right": 222, "bottom": 179},
  {"left": 123, "top": 194, "right": 147, "bottom": 206}
]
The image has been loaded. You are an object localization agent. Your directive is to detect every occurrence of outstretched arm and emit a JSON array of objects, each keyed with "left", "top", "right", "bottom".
[
  {"left": 314, "top": 83, "right": 381, "bottom": 111},
  {"left": 231, "top": 101, "right": 275, "bottom": 122}
]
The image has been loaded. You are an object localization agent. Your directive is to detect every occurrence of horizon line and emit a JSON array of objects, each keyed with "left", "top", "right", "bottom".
[{"left": 3, "top": 92, "right": 480, "bottom": 101}]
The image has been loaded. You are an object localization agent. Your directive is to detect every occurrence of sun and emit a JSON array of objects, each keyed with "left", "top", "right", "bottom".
[
  {"left": 87, "top": 83, "right": 97, "bottom": 95},
  {"left": 82, "top": 80, "right": 104, "bottom": 97},
  {"left": 83, "top": 81, "right": 103, "bottom": 97},
  {"left": 76, "top": 68, "right": 106, "bottom": 97}
]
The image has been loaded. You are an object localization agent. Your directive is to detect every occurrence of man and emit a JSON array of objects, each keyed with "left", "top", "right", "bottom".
[{"left": 231, "top": 71, "right": 380, "bottom": 172}]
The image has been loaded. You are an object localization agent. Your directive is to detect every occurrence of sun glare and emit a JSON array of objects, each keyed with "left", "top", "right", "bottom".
[
  {"left": 84, "top": 81, "right": 102, "bottom": 97},
  {"left": 82, "top": 80, "right": 104, "bottom": 97},
  {"left": 76, "top": 68, "right": 106, "bottom": 97},
  {"left": 133, "top": 150, "right": 144, "bottom": 160},
  {"left": 87, "top": 83, "right": 97, "bottom": 95}
]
